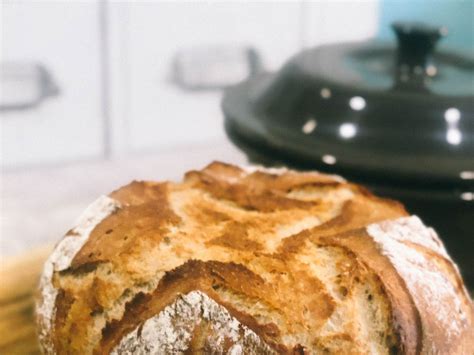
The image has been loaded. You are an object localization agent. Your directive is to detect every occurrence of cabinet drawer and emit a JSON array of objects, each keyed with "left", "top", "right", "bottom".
[{"left": 110, "top": 2, "right": 301, "bottom": 152}]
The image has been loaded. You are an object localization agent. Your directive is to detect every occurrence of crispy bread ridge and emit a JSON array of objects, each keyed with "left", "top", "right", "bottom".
[{"left": 36, "top": 161, "right": 473, "bottom": 354}]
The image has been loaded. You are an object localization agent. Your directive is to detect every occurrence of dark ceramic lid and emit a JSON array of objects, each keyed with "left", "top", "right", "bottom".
[{"left": 223, "top": 22, "right": 474, "bottom": 190}]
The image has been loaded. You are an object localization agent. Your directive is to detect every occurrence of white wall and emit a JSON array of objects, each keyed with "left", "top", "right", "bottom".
[{"left": 1, "top": 0, "right": 378, "bottom": 169}]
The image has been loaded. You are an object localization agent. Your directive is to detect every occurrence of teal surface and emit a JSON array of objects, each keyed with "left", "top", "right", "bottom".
[{"left": 378, "top": 0, "right": 474, "bottom": 52}]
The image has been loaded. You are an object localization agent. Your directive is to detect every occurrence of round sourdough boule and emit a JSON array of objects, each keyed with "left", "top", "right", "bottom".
[{"left": 36, "top": 162, "right": 473, "bottom": 354}]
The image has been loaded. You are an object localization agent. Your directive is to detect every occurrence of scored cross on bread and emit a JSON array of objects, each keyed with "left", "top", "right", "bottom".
[{"left": 36, "top": 162, "right": 473, "bottom": 354}]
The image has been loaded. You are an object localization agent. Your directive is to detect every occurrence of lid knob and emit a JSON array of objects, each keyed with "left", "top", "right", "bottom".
[{"left": 392, "top": 22, "right": 447, "bottom": 90}]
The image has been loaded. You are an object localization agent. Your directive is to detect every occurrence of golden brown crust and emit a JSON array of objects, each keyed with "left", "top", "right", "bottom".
[
  {"left": 36, "top": 162, "right": 473, "bottom": 354},
  {"left": 72, "top": 182, "right": 181, "bottom": 270}
]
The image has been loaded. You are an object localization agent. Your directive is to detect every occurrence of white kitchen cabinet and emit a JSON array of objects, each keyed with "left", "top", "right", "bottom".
[
  {"left": 1, "top": 1, "right": 104, "bottom": 168},
  {"left": 107, "top": 2, "right": 302, "bottom": 153}
]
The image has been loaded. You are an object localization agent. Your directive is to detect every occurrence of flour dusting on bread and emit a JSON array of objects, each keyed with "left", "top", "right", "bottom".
[
  {"left": 111, "top": 291, "right": 273, "bottom": 354},
  {"left": 36, "top": 196, "right": 121, "bottom": 353},
  {"left": 367, "top": 216, "right": 471, "bottom": 353}
]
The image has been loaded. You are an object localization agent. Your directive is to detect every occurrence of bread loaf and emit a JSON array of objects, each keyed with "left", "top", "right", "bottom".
[{"left": 36, "top": 162, "right": 473, "bottom": 354}]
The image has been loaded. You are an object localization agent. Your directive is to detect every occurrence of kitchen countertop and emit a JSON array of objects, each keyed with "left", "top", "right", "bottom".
[{"left": 0, "top": 140, "right": 247, "bottom": 258}]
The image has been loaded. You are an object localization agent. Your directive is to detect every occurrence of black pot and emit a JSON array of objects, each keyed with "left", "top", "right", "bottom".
[{"left": 222, "top": 22, "right": 474, "bottom": 286}]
